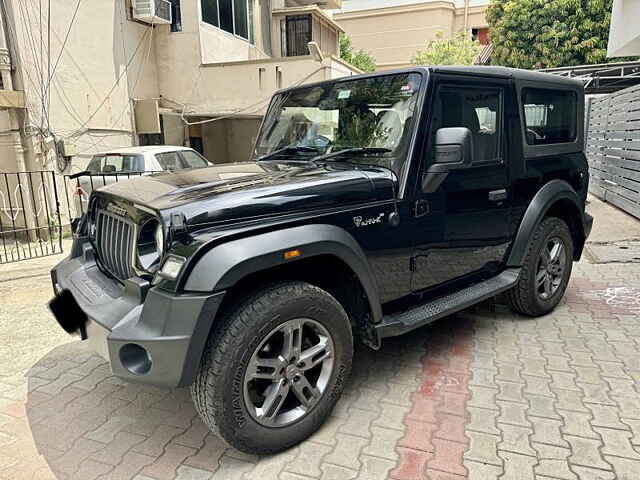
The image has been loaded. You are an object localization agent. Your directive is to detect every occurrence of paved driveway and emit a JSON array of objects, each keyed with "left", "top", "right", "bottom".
[{"left": 1, "top": 197, "right": 640, "bottom": 480}]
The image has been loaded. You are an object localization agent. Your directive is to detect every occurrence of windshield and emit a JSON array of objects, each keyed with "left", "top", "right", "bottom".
[{"left": 254, "top": 72, "right": 423, "bottom": 175}]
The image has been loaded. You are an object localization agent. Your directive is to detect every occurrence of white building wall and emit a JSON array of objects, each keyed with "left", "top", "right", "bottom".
[{"left": 5, "top": 0, "right": 159, "bottom": 171}]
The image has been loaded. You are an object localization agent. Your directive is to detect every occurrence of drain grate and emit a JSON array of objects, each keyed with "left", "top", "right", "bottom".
[{"left": 585, "top": 241, "right": 640, "bottom": 264}]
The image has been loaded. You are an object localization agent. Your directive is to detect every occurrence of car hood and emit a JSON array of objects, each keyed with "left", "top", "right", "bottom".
[{"left": 93, "top": 161, "right": 396, "bottom": 226}]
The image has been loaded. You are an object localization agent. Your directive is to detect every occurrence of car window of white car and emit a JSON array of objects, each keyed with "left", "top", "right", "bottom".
[
  {"left": 87, "top": 155, "right": 105, "bottom": 173},
  {"left": 155, "top": 152, "right": 183, "bottom": 171},
  {"left": 180, "top": 150, "right": 210, "bottom": 168}
]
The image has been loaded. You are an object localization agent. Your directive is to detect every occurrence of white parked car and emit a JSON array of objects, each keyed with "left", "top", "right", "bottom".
[{"left": 71, "top": 146, "right": 211, "bottom": 215}]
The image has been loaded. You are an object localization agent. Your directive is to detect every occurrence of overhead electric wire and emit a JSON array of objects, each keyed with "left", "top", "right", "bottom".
[
  {"left": 63, "top": 25, "right": 152, "bottom": 140},
  {"left": 74, "top": 23, "right": 155, "bottom": 154},
  {"left": 16, "top": 0, "right": 48, "bottom": 129},
  {"left": 45, "top": 0, "right": 81, "bottom": 100}
]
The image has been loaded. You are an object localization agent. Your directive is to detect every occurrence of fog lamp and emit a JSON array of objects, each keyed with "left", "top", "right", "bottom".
[{"left": 158, "top": 255, "right": 186, "bottom": 280}]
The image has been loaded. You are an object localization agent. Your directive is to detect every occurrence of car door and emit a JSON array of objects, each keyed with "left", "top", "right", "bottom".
[{"left": 411, "top": 79, "right": 513, "bottom": 293}]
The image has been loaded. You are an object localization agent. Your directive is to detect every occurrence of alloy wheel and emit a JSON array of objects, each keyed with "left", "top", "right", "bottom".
[
  {"left": 536, "top": 236, "right": 567, "bottom": 300},
  {"left": 243, "top": 318, "right": 334, "bottom": 427}
]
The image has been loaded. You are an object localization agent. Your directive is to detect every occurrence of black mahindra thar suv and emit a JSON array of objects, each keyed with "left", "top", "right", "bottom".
[{"left": 50, "top": 67, "right": 593, "bottom": 454}]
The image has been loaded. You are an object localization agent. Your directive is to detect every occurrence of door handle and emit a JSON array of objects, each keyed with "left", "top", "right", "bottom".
[{"left": 489, "top": 189, "right": 508, "bottom": 202}]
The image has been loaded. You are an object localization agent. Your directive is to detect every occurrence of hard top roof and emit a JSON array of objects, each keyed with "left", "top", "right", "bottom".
[{"left": 276, "top": 65, "right": 584, "bottom": 95}]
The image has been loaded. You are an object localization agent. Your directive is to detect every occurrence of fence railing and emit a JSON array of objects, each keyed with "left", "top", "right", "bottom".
[
  {"left": 0, "top": 171, "right": 62, "bottom": 263},
  {"left": 61, "top": 170, "right": 161, "bottom": 221},
  {"left": 0, "top": 170, "right": 162, "bottom": 264},
  {"left": 586, "top": 83, "right": 640, "bottom": 219}
]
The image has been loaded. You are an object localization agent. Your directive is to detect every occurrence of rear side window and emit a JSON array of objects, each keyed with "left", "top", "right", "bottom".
[
  {"left": 522, "top": 88, "right": 577, "bottom": 145},
  {"left": 86, "top": 154, "right": 143, "bottom": 173}
]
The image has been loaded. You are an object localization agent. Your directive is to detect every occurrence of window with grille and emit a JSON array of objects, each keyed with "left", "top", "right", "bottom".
[
  {"left": 201, "top": 0, "right": 255, "bottom": 43},
  {"left": 283, "top": 14, "right": 312, "bottom": 57}
]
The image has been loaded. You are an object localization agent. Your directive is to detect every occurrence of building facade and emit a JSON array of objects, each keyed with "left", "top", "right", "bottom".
[
  {"left": 0, "top": 0, "right": 358, "bottom": 175},
  {"left": 333, "top": 0, "right": 490, "bottom": 70}
]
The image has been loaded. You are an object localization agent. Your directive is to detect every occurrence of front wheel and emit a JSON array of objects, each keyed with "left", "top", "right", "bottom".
[
  {"left": 507, "top": 217, "right": 574, "bottom": 316},
  {"left": 191, "top": 281, "right": 353, "bottom": 454}
]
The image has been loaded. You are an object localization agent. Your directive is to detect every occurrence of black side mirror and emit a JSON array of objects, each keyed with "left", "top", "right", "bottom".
[
  {"left": 433, "top": 127, "right": 474, "bottom": 165},
  {"left": 422, "top": 127, "right": 474, "bottom": 193}
]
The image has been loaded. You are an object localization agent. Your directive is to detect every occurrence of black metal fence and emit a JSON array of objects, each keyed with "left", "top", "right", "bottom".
[
  {"left": 0, "top": 170, "right": 163, "bottom": 264},
  {"left": 61, "top": 170, "right": 159, "bottom": 221},
  {"left": 0, "top": 171, "right": 62, "bottom": 263}
]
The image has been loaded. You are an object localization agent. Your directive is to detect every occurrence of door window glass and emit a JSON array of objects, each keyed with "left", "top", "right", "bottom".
[
  {"left": 86, "top": 154, "right": 143, "bottom": 173},
  {"left": 433, "top": 87, "right": 502, "bottom": 162},
  {"left": 522, "top": 88, "right": 577, "bottom": 145},
  {"left": 156, "top": 152, "right": 183, "bottom": 170}
]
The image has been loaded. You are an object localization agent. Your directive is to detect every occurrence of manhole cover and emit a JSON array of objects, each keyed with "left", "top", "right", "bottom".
[{"left": 585, "top": 241, "right": 640, "bottom": 264}]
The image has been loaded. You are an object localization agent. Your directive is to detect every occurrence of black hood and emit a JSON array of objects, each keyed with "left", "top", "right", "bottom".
[{"left": 94, "top": 161, "right": 396, "bottom": 226}]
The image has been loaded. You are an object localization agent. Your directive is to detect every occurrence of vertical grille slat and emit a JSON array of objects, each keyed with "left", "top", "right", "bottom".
[{"left": 95, "top": 208, "right": 135, "bottom": 281}]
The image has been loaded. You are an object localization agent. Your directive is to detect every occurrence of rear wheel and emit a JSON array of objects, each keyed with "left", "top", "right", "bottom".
[
  {"left": 507, "top": 217, "right": 574, "bottom": 316},
  {"left": 191, "top": 281, "right": 353, "bottom": 454}
]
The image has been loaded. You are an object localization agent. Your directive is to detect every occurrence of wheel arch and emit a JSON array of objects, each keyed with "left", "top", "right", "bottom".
[
  {"left": 183, "top": 224, "right": 383, "bottom": 325},
  {"left": 507, "top": 179, "right": 587, "bottom": 267}
]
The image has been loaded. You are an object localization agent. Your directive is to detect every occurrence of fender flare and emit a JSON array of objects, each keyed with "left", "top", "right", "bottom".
[
  {"left": 183, "top": 224, "right": 383, "bottom": 323},
  {"left": 506, "top": 179, "right": 586, "bottom": 267}
]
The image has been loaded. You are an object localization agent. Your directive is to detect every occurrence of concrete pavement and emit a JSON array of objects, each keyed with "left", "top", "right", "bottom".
[{"left": 0, "top": 196, "right": 639, "bottom": 480}]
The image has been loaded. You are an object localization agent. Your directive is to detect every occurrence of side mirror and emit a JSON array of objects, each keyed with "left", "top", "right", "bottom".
[
  {"left": 422, "top": 127, "right": 474, "bottom": 193},
  {"left": 433, "top": 127, "right": 474, "bottom": 165}
]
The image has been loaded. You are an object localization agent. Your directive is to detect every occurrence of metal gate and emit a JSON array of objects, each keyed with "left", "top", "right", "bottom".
[
  {"left": 0, "top": 171, "right": 63, "bottom": 263},
  {"left": 586, "top": 84, "right": 640, "bottom": 219}
]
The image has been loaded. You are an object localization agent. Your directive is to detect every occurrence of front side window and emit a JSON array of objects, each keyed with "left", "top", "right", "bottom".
[
  {"left": 255, "top": 73, "right": 423, "bottom": 177},
  {"left": 432, "top": 87, "right": 502, "bottom": 163},
  {"left": 201, "top": 0, "right": 255, "bottom": 43},
  {"left": 523, "top": 88, "right": 577, "bottom": 145}
]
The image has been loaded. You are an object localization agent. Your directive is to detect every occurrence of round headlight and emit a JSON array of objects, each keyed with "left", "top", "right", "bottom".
[{"left": 137, "top": 218, "right": 164, "bottom": 272}]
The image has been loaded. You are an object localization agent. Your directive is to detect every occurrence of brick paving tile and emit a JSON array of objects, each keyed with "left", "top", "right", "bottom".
[
  {"left": 90, "top": 431, "right": 147, "bottom": 466},
  {"left": 498, "top": 450, "right": 537, "bottom": 480},
  {"left": 209, "top": 455, "right": 254, "bottom": 480},
  {"left": 96, "top": 451, "right": 156, "bottom": 480},
  {"left": 285, "top": 441, "right": 332, "bottom": 478},
  {"left": 426, "top": 438, "right": 468, "bottom": 476},
  {"left": 182, "top": 434, "right": 226, "bottom": 472},
  {"left": 389, "top": 447, "right": 433, "bottom": 480},
  {"left": 140, "top": 442, "right": 197, "bottom": 480}
]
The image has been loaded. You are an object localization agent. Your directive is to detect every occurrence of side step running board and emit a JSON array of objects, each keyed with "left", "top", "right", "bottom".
[{"left": 375, "top": 268, "right": 521, "bottom": 338}]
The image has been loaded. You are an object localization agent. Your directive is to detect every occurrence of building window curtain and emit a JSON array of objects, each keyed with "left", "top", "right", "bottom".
[{"left": 201, "top": 0, "right": 255, "bottom": 43}]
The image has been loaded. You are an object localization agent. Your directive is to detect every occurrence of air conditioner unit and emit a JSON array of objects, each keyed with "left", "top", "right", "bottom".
[{"left": 133, "top": 0, "right": 172, "bottom": 25}]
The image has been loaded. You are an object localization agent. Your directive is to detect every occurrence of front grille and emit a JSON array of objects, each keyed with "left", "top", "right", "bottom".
[{"left": 95, "top": 209, "right": 135, "bottom": 281}]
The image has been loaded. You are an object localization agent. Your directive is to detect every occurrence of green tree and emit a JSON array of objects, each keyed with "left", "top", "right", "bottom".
[
  {"left": 412, "top": 31, "right": 482, "bottom": 66},
  {"left": 339, "top": 34, "right": 377, "bottom": 72},
  {"left": 486, "top": 0, "right": 616, "bottom": 68}
]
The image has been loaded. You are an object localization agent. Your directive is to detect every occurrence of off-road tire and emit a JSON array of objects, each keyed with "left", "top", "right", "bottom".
[
  {"left": 506, "top": 217, "right": 574, "bottom": 316},
  {"left": 191, "top": 281, "right": 353, "bottom": 455}
]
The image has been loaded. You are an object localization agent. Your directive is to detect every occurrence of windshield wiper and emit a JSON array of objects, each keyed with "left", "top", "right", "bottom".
[
  {"left": 258, "top": 145, "right": 320, "bottom": 161},
  {"left": 311, "top": 147, "right": 392, "bottom": 163}
]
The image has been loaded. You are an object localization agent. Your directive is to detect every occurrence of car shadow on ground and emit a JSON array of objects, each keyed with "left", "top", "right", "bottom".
[{"left": 23, "top": 299, "right": 522, "bottom": 479}]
